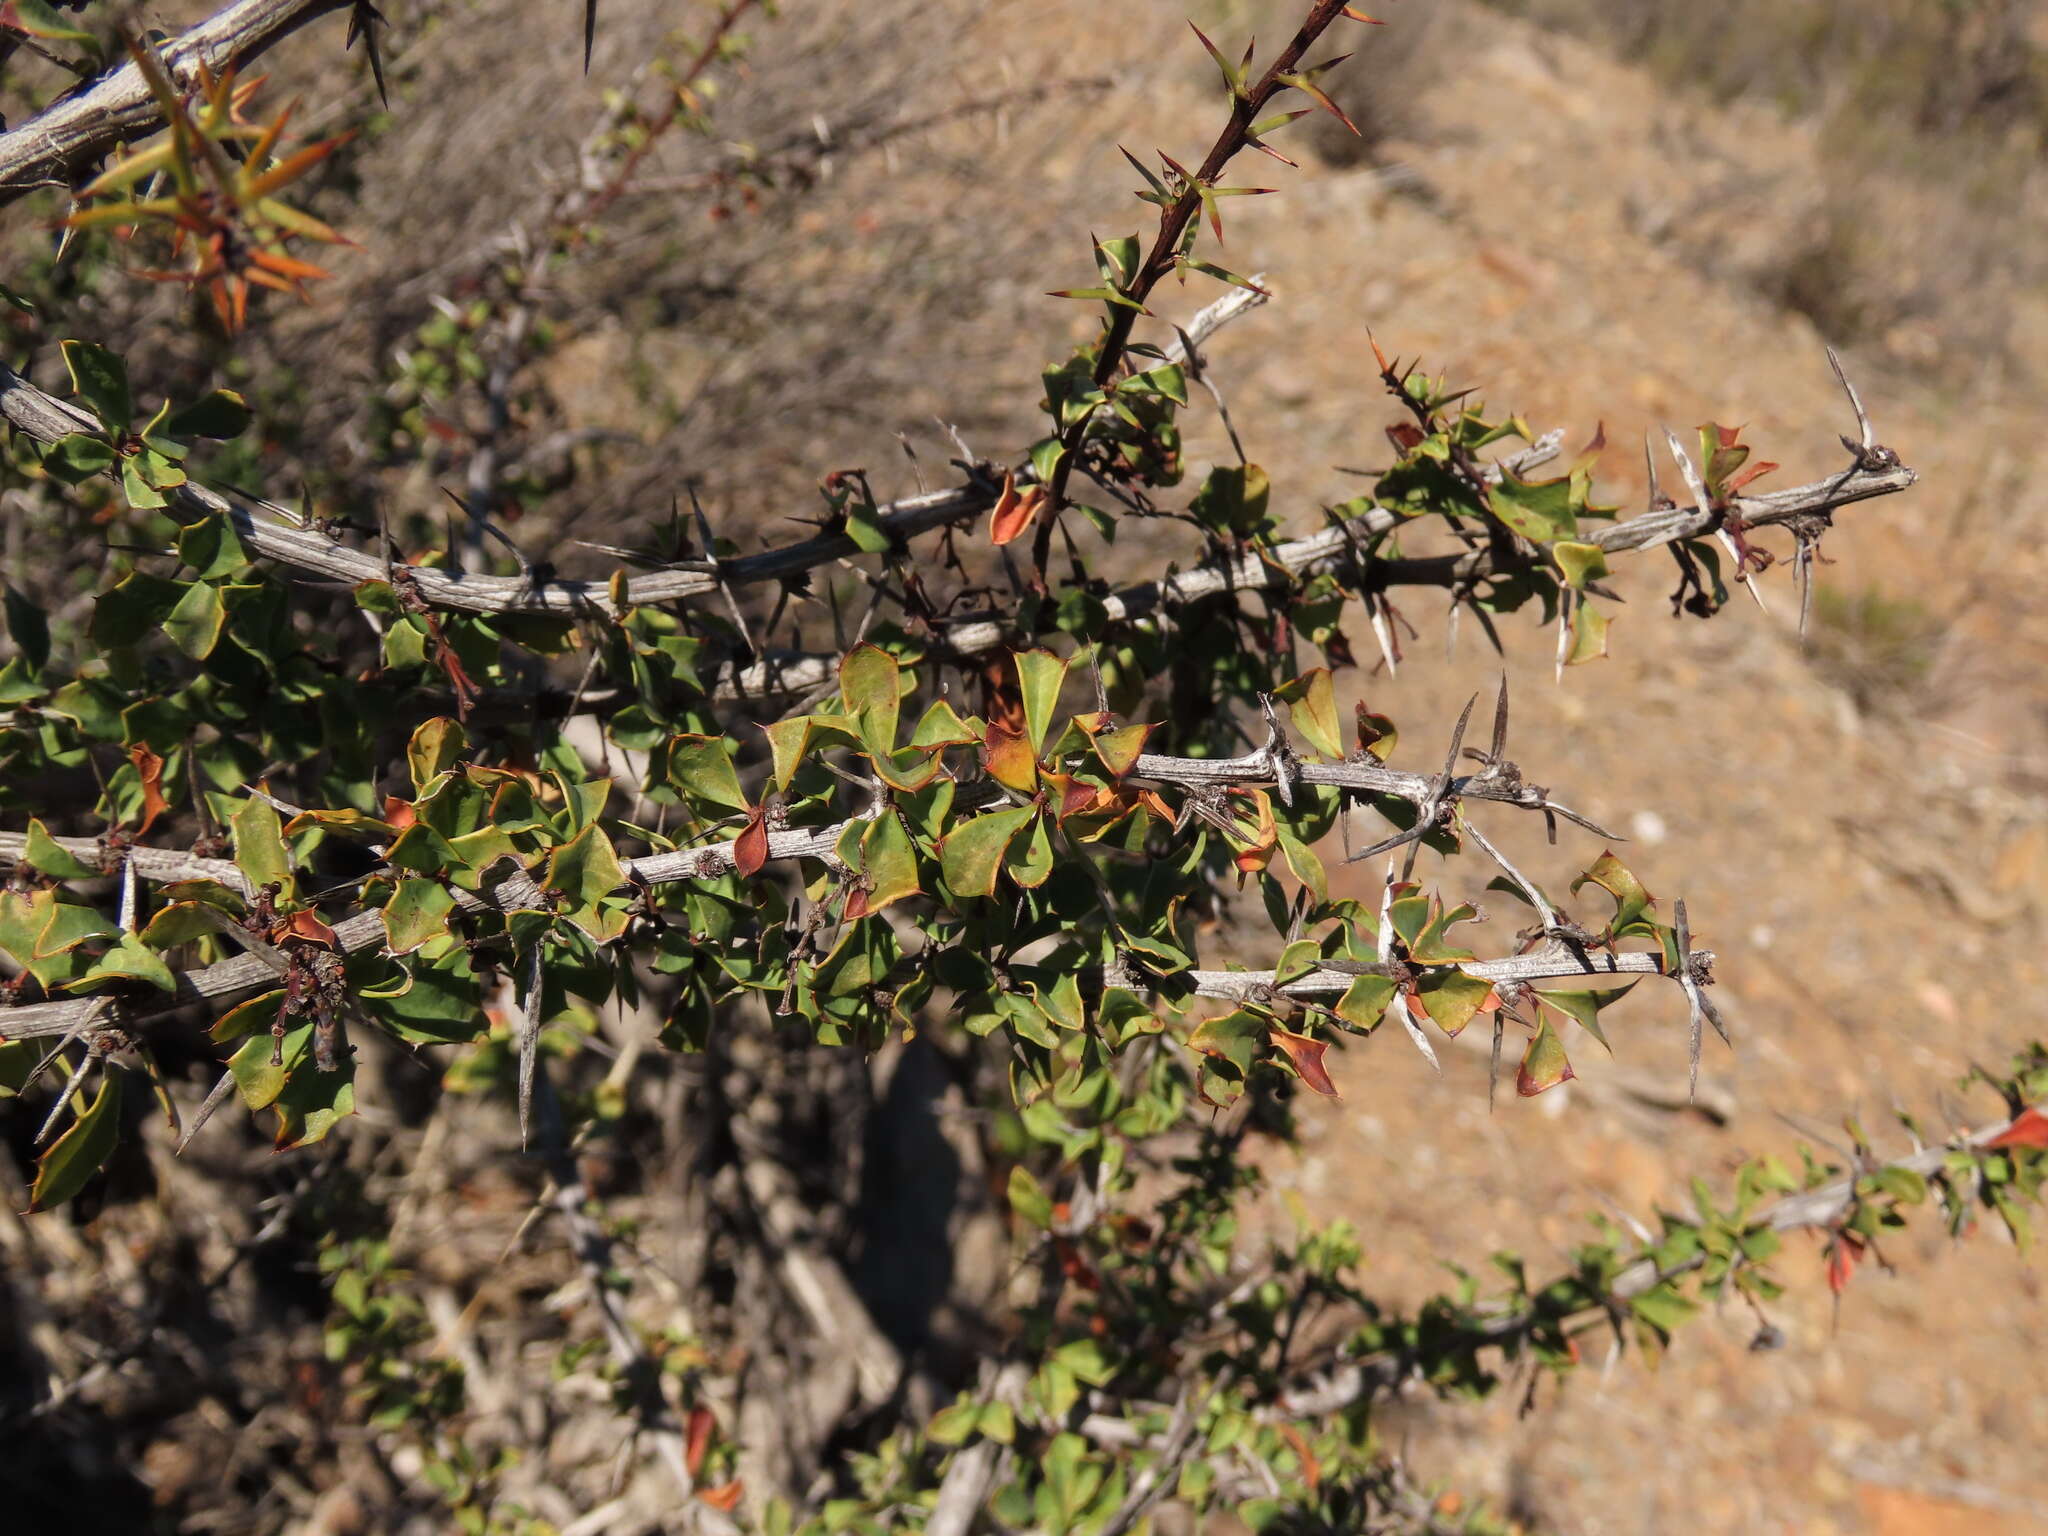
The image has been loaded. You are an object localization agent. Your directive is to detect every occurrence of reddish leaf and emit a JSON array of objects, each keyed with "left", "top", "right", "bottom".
[
  {"left": 981, "top": 720, "right": 1039, "bottom": 793},
  {"left": 1725, "top": 458, "right": 1780, "bottom": 494},
  {"left": 1825, "top": 1232, "right": 1864, "bottom": 1295},
  {"left": 1987, "top": 1107, "right": 2048, "bottom": 1151},
  {"left": 685, "top": 1405, "right": 715, "bottom": 1476},
  {"left": 275, "top": 909, "right": 340, "bottom": 950},
  {"left": 1270, "top": 1028, "right": 1339, "bottom": 1096},
  {"left": 733, "top": 805, "right": 769, "bottom": 878},
  {"left": 988, "top": 471, "right": 1047, "bottom": 547},
  {"left": 129, "top": 743, "right": 170, "bottom": 838},
  {"left": 698, "top": 1481, "right": 744, "bottom": 1512},
  {"left": 381, "top": 795, "right": 418, "bottom": 832},
  {"left": 1054, "top": 1235, "right": 1101, "bottom": 1292},
  {"left": 1276, "top": 1423, "right": 1322, "bottom": 1490}
]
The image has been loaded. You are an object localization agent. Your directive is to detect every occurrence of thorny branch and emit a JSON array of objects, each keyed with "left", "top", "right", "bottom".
[
  {"left": 1275, "top": 1104, "right": 2044, "bottom": 1417},
  {"left": 0, "top": 0, "right": 353, "bottom": 201}
]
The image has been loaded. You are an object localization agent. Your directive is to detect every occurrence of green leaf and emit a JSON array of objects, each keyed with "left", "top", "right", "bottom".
[
  {"left": 5, "top": 586, "right": 50, "bottom": 670},
  {"left": 1553, "top": 541, "right": 1609, "bottom": 591},
  {"left": 1515, "top": 1017, "right": 1575, "bottom": 1096},
  {"left": 23, "top": 819, "right": 98, "bottom": 880},
  {"left": 60, "top": 340, "right": 132, "bottom": 430},
  {"left": 1539, "top": 981, "right": 1638, "bottom": 1053},
  {"left": 1335, "top": 973, "right": 1395, "bottom": 1030},
  {"left": 165, "top": 389, "right": 254, "bottom": 440},
  {"left": 90, "top": 571, "right": 185, "bottom": 648},
  {"left": 928, "top": 1398, "right": 982, "bottom": 1447},
  {"left": 229, "top": 1023, "right": 355, "bottom": 1146},
  {"left": 1005, "top": 813, "right": 1055, "bottom": 888},
  {"left": 856, "top": 812, "right": 921, "bottom": 918},
  {"left": 231, "top": 794, "right": 295, "bottom": 901},
  {"left": 1629, "top": 1281, "right": 1698, "bottom": 1338},
  {"left": 1014, "top": 648, "right": 1069, "bottom": 757},
  {"left": 384, "top": 822, "right": 468, "bottom": 877},
  {"left": 939, "top": 805, "right": 1036, "bottom": 898},
  {"left": 1413, "top": 969, "right": 1495, "bottom": 1037},
  {"left": 407, "top": 718, "right": 468, "bottom": 794},
  {"left": 383, "top": 879, "right": 457, "bottom": 954},
  {"left": 1189, "top": 462, "right": 1271, "bottom": 538},
  {"left": 39, "top": 432, "right": 115, "bottom": 484},
  {"left": 1275, "top": 668, "right": 1343, "bottom": 758},
  {"left": 1490, "top": 470, "right": 1578, "bottom": 543},
  {"left": 544, "top": 824, "right": 628, "bottom": 941},
  {"left": 666, "top": 733, "right": 749, "bottom": 813},
  {"left": 1028, "top": 437, "right": 1068, "bottom": 486},
  {"left": 759, "top": 715, "right": 813, "bottom": 793},
  {"left": 120, "top": 456, "right": 167, "bottom": 509},
  {"left": 1569, "top": 600, "right": 1610, "bottom": 666},
  {"left": 844, "top": 497, "right": 891, "bottom": 553},
  {"left": 838, "top": 643, "right": 900, "bottom": 754},
  {"left": 28, "top": 1067, "right": 125, "bottom": 1212},
  {"left": 1007, "top": 1165, "right": 1053, "bottom": 1229},
  {"left": 11, "top": 0, "right": 97, "bottom": 47},
  {"left": 162, "top": 579, "right": 227, "bottom": 659},
  {"left": 178, "top": 513, "right": 248, "bottom": 579},
  {"left": 68, "top": 932, "right": 177, "bottom": 993},
  {"left": 909, "top": 698, "right": 978, "bottom": 750},
  {"left": 142, "top": 899, "right": 235, "bottom": 949},
  {"left": 33, "top": 895, "right": 115, "bottom": 957},
  {"left": 1573, "top": 851, "right": 1654, "bottom": 932}
]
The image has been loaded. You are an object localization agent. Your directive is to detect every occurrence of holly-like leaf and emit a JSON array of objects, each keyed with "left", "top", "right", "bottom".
[
  {"left": 1987, "top": 1108, "right": 2048, "bottom": 1152},
  {"left": 846, "top": 811, "right": 920, "bottom": 919},
  {"left": 1490, "top": 470, "right": 1578, "bottom": 543},
  {"left": 732, "top": 804, "right": 770, "bottom": 878},
  {"left": 231, "top": 793, "right": 295, "bottom": 901},
  {"left": 8, "top": 0, "right": 97, "bottom": 47},
  {"left": 1276, "top": 668, "right": 1343, "bottom": 758},
  {"left": 1008, "top": 1165, "right": 1054, "bottom": 1229},
  {"left": 68, "top": 932, "right": 177, "bottom": 993},
  {"left": 989, "top": 471, "right": 1047, "bottom": 547},
  {"left": 1015, "top": 648, "right": 1069, "bottom": 758},
  {"left": 545, "top": 824, "right": 629, "bottom": 942},
  {"left": 383, "top": 878, "right": 456, "bottom": 954},
  {"left": 839, "top": 643, "right": 901, "bottom": 755},
  {"left": 28, "top": 1067, "right": 126, "bottom": 1212},
  {"left": 1270, "top": 1027, "right": 1339, "bottom": 1095},
  {"left": 60, "top": 340, "right": 132, "bottom": 430},
  {"left": 667, "top": 734, "right": 749, "bottom": 813},
  {"left": 1538, "top": 980, "right": 1638, "bottom": 1053},
  {"left": 1189, "top": 462, "right": 1271, "bottom": 538},
  {"left": 1086, "top": 718, "right": 1153, "bottom": 776},
  {"left": 22, "top": 819, "right": 98, "bottom": 880},
  {"left": 1335, "top": 972, "right": 1396, "bottom": 1030},
  {"left": 940, "top": 805, "right": 1036, "bottom": 898},
  {"left": 178, "top": 513, "right": 248, "bottom": 579},
  {"left": 40, "top": 432, "right": 115, "bottom": 484},
  {"left": 1573, "top": 851, "right": 1655, "bottom": 933},
  {"left": 165, "top": 388, "right": 254, "bottom": 440},
  {"left": 1515, "top": 1017, "right": 1575, "bottom": 1096},
  {"left": 1553, "top": 541, "right": 1609, "bottom": 592},
  {"left": 760, "top": 715, "right": 813, "bottom": 792},
  {"left": 162, "top": 579, "right": 226, "bottom": 658},
  {"left": 1412, "top": 970, "right": 1497, "bottom": 1037},
  {"left": 407, "top": 716, "right": 467, "bottom": 793},
  {"left": 5, "top": 586, "right": 49, "bottom": 670},
  {"left": 1006, "top": 813, "right": 1055, "bottom": 888},
  {"left": 982, "top": 721, "right": 1039, "bottom": 793}
]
